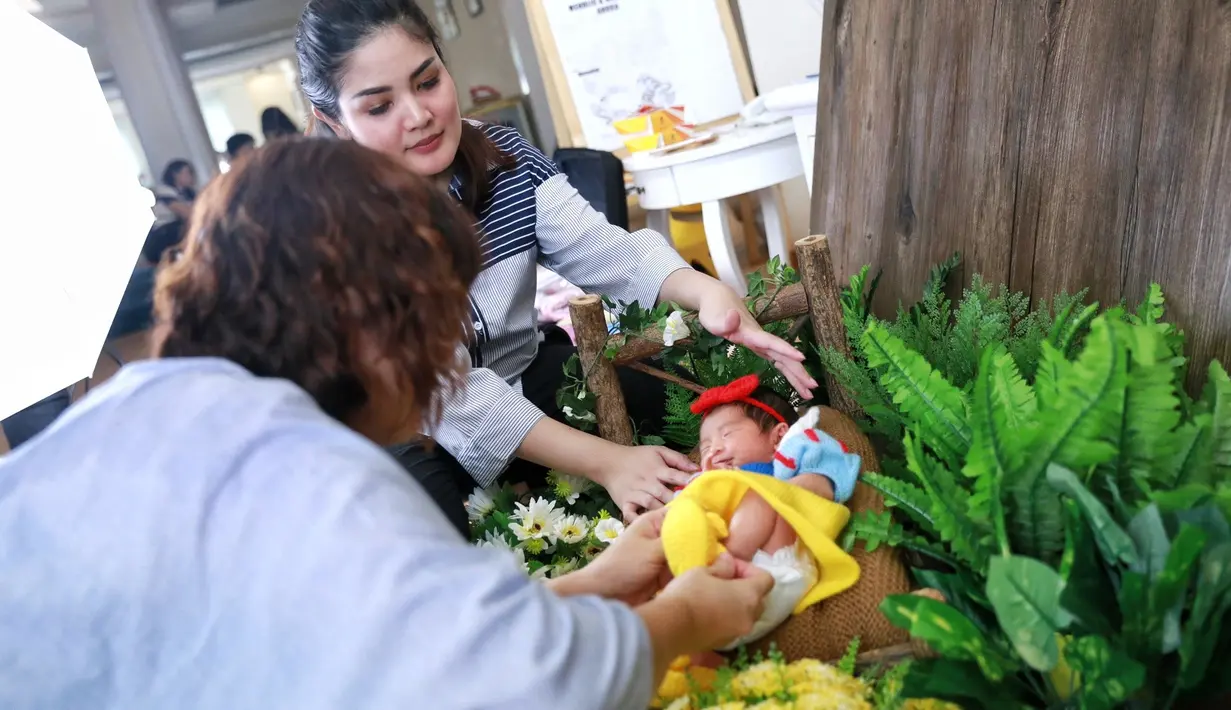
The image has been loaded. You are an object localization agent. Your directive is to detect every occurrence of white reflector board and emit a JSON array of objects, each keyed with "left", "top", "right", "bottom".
[{"left": 0, "top": 5, "right": 154, "bottom": 421}]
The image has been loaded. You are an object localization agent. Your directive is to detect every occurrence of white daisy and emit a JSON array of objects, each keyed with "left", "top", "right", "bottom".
[
  {"left": 594, "top": 518, "right": 625, "bottom": 544},
  {"left": 511, "top": 546, "right": 528, "bottom": 573},
  {"left": 662, "top": 310, "right": 689, "bottom": 346},
  {"left": 553, "top": 514, "right": 589, "bottom": 544},
  {"left": 529, "top": 564, "right": 553, "bottom": 581},
  {"left": 548, "top": 472, "right": 592, "bottom": 505},
  {"left": 466, "top": 485, "right": 498, "bottom": 521},
  {"left": 510, "top": 497, "right": 563, "bottom": 541},
  {"left": 477, "top": 530, "right": 512, "bottom": 551}
]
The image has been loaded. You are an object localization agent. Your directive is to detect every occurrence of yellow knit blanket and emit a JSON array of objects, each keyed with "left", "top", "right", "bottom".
[{"left": 661, "top": 470, "right": 861, "bottom": 614}]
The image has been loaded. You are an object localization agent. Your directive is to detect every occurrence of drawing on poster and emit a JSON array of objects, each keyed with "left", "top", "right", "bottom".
[
  {"left": 584, "top": 74, "right": 677, "bottom": 123},
  {"left": 541, "top": 0, "right": 745, "bottom": 150}
]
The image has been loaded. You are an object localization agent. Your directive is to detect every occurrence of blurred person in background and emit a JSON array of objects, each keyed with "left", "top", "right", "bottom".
[
  {"left": 261, "top": 106, "right": 301, "bottom": 141},
  {"left": 225, "top": 133, "right": 257, "bottom": 169},
  {"left": 144, "top": 159, "right": 198, "bottom": 263}
]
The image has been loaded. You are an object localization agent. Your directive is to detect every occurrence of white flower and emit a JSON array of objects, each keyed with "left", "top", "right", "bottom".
[
  {"left": 551, "top": 558, "right": 579, "bottom": 577},
  {"left": 662, "top": 310, "right": 689, "bottom": 346},
  {"left": 511, "top": 546, "right": 528, "bottom": 572},
  {"left": 478, "top": 530, "right": 512, "bottom": 551},
  {"left": 562, "top": 405, "right": 596, "bottom": 423},
  {"left": 509, "top": 497, "right": 564, "bottom": 541},
  {"left": 548, "top": 472, "right": 592, "bottom": 505},
  {"left": 530, "top": 564, "right": 553, "bottom": 581},
  {"left": 466, "top": 485, "right": 498, "bottom": 521},
  {"left": 553, "top": 514, "right": 590, "bottom": 544},
  {"left": 593, "top": 518, "right": 626, "bottom": 544}
]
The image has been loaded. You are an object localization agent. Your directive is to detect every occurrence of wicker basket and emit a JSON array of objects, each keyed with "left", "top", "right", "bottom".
[{"left": 741, "top": 406, "right": 912, "bottom": 662}]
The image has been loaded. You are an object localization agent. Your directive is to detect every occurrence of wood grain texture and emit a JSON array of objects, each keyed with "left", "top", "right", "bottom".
[
  {"left": 569, "top": 295, "right": 635, "bottom": 445},
  {"left": 797, "top": 235, "right": 861, "bottom": 417},
  {"left": 812, "top": 0, "right": 1231, "bottom": 388}
]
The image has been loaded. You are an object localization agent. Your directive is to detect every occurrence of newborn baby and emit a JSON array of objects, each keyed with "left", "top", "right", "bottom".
[
  {"left": 692, "top": 377, "right": 858, "bottom": 561},
  {"left": 673, "top": 375, "right": 861, "bottom": 648}
]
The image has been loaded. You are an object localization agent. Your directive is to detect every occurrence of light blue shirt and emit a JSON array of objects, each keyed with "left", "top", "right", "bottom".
[{"left": 0, "top": 358, "right": 652, "bottom": 709}]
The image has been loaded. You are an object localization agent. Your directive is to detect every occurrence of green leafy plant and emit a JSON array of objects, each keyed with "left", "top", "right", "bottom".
[
  {"left": 843, "top": 284, "right": 1231, "bottom": 708},
  {"left": 559, "top": 257, "right": 807, "bottom": 452}
]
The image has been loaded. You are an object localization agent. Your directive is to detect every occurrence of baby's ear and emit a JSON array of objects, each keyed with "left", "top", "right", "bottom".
[{"left": 770, "top": 422, "right": 790, "bottom": 447}]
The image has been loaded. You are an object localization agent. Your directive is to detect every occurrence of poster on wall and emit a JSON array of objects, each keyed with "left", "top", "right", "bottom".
[{"left": 539, "top": 0, "right": 748, "bottom": 151}]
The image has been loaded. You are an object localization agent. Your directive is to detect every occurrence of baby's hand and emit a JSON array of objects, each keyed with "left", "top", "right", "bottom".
[{"left": 791, "top": 472, "right": 836, "bottom": 501}]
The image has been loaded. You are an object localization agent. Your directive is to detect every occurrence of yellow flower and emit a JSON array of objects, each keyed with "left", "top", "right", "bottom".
[
  {"left": 657, "top": 670, "right": 691, "bottom": 701},
  {"left": 701, "top": 703, "right": 745, "bottom": 710},
  {"left": 793, "top": 691, "right": 873, "bottom": 710},
  {"left": 902, "top": 701, "right": 963, "bottom": 710},
  {"left": 730, "top": 661, "right": 787, "bottom": 699}
]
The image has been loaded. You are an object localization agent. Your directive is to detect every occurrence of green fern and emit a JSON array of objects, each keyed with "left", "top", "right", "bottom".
[
  {"left": 1049, "top": 299, "right": 1100, "bottom": 360},
  {"left": 860, "top": 471, "right": 935, "bottom": 532},
  {"left": 863, "top": 322, "right": 972, "bottom": 470},
  {"left": 837, "top": 636, "right": 861, "bottom": 676},
  {"left": 839, "top": 264, "right": 880, "bottom": 351},
  {"left": 1202, "top": 360, "right": 1231, "bottom": 481},
  {"left": 816, "top": 344, "right": 905, "bottom": 444},
  {"left": 903, "top": 430, "right": 989, "bottom": 569},
  {"left": 1098, "top": 320, "right": 1183, "bottom": 507},
  {"left": 662, "top": 382, "right": 700, "bottom": 450},
  {"left": 1005, "top": 316, "right": 1129, "bottom": 564},
  {"left": 962, "top": 345, "right": 1029, "bottom": 556}
]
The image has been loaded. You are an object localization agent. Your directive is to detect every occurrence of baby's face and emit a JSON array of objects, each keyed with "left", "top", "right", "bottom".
[{"left": 698, "top": 404, "right": 780, "bottom": 471}]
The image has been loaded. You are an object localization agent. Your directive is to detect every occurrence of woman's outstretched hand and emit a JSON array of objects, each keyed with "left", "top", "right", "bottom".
[
  {"left": 698, "top": 288, "right": 818, "bottom": 400},
  {"left": 598, "top": 446, "right": 698, "bottom": 522}
]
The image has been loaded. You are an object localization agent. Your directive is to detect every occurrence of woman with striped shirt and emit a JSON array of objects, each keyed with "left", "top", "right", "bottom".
[{"left": 296, "top": 0, "right": 817, "bottom": 531}]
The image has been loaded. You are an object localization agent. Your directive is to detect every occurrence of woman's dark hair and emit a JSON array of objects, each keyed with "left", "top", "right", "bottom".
[
  {"left": 161, "top": 159, "right": 193, "bottom": 189},
  {"left": 295, "top": 0, "right": 513, "bottom": 212},
  {"left": 153, "top": 137, "right": 482, "bottom": 432},
  {"left": 261, "top": 106, "right": 300, "bottom": 139}
]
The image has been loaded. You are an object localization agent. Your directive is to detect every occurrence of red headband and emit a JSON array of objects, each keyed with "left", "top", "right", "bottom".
[{"left": 690, "top": 375, "right": 786, "bottom": 424}]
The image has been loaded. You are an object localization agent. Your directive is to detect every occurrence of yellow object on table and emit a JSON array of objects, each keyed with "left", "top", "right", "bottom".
[
  {"left": 668, "top": 205, "right": 716, "bottom": 275},
  {"left": 615, "top": 105, "right": 693, "bottom": 153},
  {"left": 661, "top": 470, "right": 860, "bottom": 614}
]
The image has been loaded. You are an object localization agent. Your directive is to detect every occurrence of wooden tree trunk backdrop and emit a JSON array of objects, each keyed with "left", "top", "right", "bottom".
[{"left": 811, "top": 0, "right": 1231, "bottom": 386}]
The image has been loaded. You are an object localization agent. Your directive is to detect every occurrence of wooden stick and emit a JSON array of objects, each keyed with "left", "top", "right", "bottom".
[
  {"left": 851, "top": 642, "right": 918, "bottom": 668},
  {"left": 626, "top": 361, "right": 706, "bottom": 394},
  {"left": 797, "top": 235, "right": 861, "bottom": 418},
  {"left": 611, "top": 282, "right": 809, "bottom": 365},
  {"left": 568, "top": 295, "right": 635, "bottom": 446},
  {"left": 785, "top": 314, "right": 811, "bottom": 341}
]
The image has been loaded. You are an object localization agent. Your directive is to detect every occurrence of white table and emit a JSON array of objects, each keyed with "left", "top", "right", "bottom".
[{"left": 624, "top": 121, "right": 804, "bottom": 296}]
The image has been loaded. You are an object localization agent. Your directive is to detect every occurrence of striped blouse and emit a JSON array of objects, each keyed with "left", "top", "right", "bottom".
[{"left": 432, "top": 123, "right": 688, "bottom": 486}]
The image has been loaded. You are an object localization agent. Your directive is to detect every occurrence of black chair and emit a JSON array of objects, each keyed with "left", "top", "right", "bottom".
[{"left": 552, "top": 148, "right": 629, "bottom": 231}]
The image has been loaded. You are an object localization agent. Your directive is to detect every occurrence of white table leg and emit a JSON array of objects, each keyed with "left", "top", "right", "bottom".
[
  {"left": 646, "top": 209, "right": 673, "bottom": 245},
  {"left": 757, "top": 186, "right": 791, "bottom": 267},
  {"left": 701, "top": 200, "right": 747, "bottom": 296}
]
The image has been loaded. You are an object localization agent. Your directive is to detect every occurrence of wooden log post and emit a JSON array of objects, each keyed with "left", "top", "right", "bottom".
[
  {"left": 796, "top": 235, "right": 861, "bottom": 418},
  {"left": 568, "top": 295, "right": 635, "bottom": 446}
]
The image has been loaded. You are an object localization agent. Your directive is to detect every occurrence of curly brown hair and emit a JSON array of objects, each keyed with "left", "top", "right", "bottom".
[{"left": 153, "top": 137, "right": 481, "bottom": 437}]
